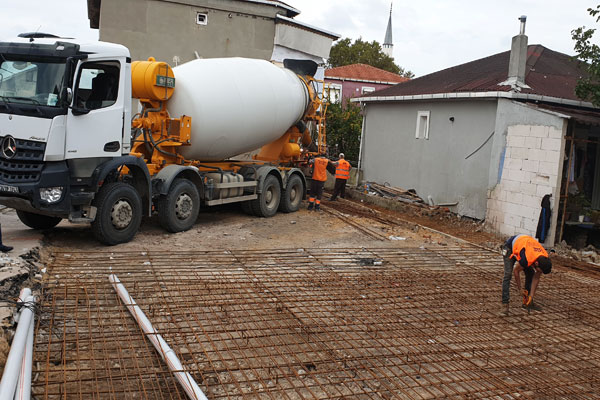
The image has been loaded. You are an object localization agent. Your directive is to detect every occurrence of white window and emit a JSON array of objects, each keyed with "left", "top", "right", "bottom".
[
  {"left": 415, "top": 111, "right": 430, "bottom": 140},
  {"left": 196, "top": 12, "right": 208, "bottom": 25},
  {"left": 325, "top": 83, "right": 342, "bottom": 104},
  {"left": 361, "top": 86, "right": 375, "bottom": 94}
]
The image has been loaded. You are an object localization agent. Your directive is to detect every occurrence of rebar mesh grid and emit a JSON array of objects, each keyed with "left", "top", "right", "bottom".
[{"left": 34, "top": 247, "right": 600, "bottom": 399}]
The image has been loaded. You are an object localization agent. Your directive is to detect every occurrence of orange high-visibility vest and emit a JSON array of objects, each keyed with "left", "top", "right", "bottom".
[
  {"left": 312, "top": 157, "right": 329, "bottom": 182},
  {"left": 511, "top": 235, "right": 548, "bottom": 267},
  {"left": 335, "top": 159, "right": 351, "bottom": 180}
]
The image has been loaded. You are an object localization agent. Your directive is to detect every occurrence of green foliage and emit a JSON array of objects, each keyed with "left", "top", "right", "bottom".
[
  {"left": 572, "top": 5, "right": 600, "bottom": 105},
  {"left": 328, "top": 37, "right": 414, "bottom": 78},
  {"left": 326, "top": 101, "right": 363, "bottom": 163}
]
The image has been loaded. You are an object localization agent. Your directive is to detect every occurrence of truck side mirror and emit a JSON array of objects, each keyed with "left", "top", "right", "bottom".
[{"left": 60, "top": 87, "right": 73, "bottom": 107}]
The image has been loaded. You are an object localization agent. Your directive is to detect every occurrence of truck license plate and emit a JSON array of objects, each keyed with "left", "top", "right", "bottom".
[{"left": 0, "top": 184, "right": 19, "bottom": 193}]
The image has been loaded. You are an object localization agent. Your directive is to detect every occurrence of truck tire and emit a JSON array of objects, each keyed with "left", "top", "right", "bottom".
[
  {"left": 91, "top": 182, "right": 142, "bottom": 245},
  {"left": 279, "top": 174, "right": 303, "bottom": 213},
  {"left": 241, "top": 201, "right": 254, "bottom": 216},
  {"left": 158, "top": 179, "right": 200, "bottom": 233},
  {"left": 250, "top": 174, "right": 281, "bottom": 218},
  {"left": 16, "top": 210, "right": 62, "bottom": 230}
]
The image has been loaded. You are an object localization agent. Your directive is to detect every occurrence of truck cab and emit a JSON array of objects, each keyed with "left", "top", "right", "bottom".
[{"left": 0, "top": 34, "right": 144, "bottom": 238}]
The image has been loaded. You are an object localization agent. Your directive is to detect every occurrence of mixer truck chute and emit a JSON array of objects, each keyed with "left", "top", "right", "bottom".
[{"left": 0, "top": 36, "right": 327, "bottom": 245}]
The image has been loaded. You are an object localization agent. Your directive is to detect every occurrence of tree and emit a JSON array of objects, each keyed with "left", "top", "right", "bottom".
[
  {"left": 328, "top": 37, "right": 414, "bottom": 78},
  {"left": 572, "top": 5, "right": 600, "bottom": 106},
  {"left": 325, "top": 101, "right": 363, "bottom": 164}
]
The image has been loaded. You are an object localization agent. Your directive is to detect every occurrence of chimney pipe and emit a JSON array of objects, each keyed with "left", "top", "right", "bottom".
[
  {"left": 500, "top": 15, "right": 530, "bottom": 90},
  {"left": 519, "top": 15, "right": 527, "bottom": 35}
]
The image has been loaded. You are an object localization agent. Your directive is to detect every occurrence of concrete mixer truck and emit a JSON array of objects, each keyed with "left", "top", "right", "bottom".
[{"left": 0, "top": 34, "right": 327, "bottom": 244}]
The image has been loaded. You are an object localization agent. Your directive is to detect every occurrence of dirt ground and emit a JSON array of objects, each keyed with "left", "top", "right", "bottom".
[
  {"left": 39, "top": 197, "right": 464, "bottom": 254},
  {"left": 3, "top": 190, "right": 600, "bottom": 398}
]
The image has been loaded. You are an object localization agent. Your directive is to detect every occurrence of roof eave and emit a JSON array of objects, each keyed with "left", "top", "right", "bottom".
[
  {"left": 275, "top": 15, "right": 340, "bottom": 39},
  {"left": 325, "top": 76, "right": 406, "bottom": 85},
  {"left": 352, "top": 91, "right": 598, "bottom": 109}
]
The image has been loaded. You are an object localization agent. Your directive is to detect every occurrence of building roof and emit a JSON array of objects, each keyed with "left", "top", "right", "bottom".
[
  {"left": 367, "top": 45, "right": 588, "bottom": 102},
  {"left": 275, "top": 15, "right": 340, "bottom": 40},
  {"left": 325, "top": 64, "right": 409, "bottom": 84},
  {"left": 86, "top": 0, "right": 300, "bottom": 29}
]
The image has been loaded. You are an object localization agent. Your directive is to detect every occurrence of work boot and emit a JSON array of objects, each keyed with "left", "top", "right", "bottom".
[
  {"left": 499, "top": 303, "right": 509, "bottom": 317},
  {"left": 307, "top": 202, "right": 314, "bottom": 211},
  {"left": 315, "top": 204, "right": 321, "bottom": 211},
  {"left": 0, "top": 227, "right": 12, "bottom": 253},
  {"left": 523, "top": 302, "right": 543, "bottom": 311}
]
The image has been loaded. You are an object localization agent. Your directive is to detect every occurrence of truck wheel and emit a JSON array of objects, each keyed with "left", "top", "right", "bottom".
[
  {"left": 16, "top": 210, "right": 62, "bottom": 230},
  {"left": 158, "top": 179, "right": 200, "bottom": 233},
  {"left": 241, "top": 201, "right": 254, "bottom": 215},
  {"left": 91, "top": 182, "right": 142, "bottom": 245},
  {"left": 251, "top": 174, "right": 281, "bottom": 218},
  {"left": 279, "top": 174, "right": 303, "bottom": 213}
]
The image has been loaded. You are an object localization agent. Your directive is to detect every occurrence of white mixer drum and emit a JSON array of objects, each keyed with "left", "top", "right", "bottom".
[{"left": 168, "top": 58, "right": 310, "bottom": 161}]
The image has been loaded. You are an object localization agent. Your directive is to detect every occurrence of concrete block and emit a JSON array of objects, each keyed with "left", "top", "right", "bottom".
[
  {"left": 505, "top": 158, "right": 523, "bottom": 170},
  {"left": 522, "top": 159, "right": 539, "bottom": 173},
  {"left": 508, "top": 135, "right": 526, "bottom": 148},
  {"left": 548, "top": 127, "right": 563, "bottom": 139},
  {"left": 527, "top": 149, "right": 545, "bottom": 162},
  {"left": 524, "top": 136, "right": 542, "bottom": 150},
  {"left": 499, "top": 223, "right": 515, "bottom": 236},
  {"left": 509, "top": 125, "right": 530, "bottom": 136},
  {"left": 539, "top": 161, "right": 558, "bottom": 175},
  {"left": 522, "top": 194, "right": 541, "bottom": 209},
  {"left": 520, "top": 182, "right": 537, "bottom": 195},
  {"left": 505, "top": 213, "right": 522, "bottom": 227},
  {"left": 541, "top": 137, "right": 562, "bottom": 151},
  {"left": 510, "top": 147, "right": 528, "bottom": 160},
  {"left": 536, "top": 184, "right": 553, "bottom": 197},
  {"left": 523, "top": 171, "right": 537, "bottom": 184},
  {"left": 544, "top": 150, "right": 561, "bottom": 163},
  {"left": 507, "top": 191, "right": 523, "bottom": 205},
  {"left": 533, "top": 174, "right": 551, "bottom": 185},
  {"left": 502, "top": 179, "right": 521, "bottom": 192},
  {"left": 523, "top": 218, "right": 538, "bottom": 232},
  {"left": 509, "top": 169, "right": 527, "bottom": 183},
  {"left": 529, "top": 125, "right": 548, "bottom": 138}
]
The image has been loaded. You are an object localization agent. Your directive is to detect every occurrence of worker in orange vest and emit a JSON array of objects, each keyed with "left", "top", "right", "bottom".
[
  {"left": 330, "top": 153, "right": 351, "bottom": 201},
  {"left": 500, "top": 234, "right": 552, "bottom": 315},
  {"left": 307, "top": 155, "right": 330, "bottom": 211}
]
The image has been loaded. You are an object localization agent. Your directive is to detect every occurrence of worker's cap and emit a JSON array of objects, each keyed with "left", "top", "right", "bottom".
[
  {"left": 339, "top": 153, "right": 345, "bottom": 158},
  {"left": 537, "top": 256, "right": 552, "bottom": 274}
]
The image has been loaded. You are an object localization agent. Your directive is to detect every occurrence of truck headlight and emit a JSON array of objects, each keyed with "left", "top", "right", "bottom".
[{"left": 40, "top": 187, "right": 64, "bottom": 203}]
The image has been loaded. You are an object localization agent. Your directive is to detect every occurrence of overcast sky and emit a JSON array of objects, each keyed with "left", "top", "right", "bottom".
[{"left": 0, "top": 0, "right": 597, "bottom": 77}]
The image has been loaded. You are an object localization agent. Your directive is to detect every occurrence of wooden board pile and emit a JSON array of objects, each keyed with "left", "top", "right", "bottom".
[{"left": 365, "top": 182, "right": 430, "bottom": 208}]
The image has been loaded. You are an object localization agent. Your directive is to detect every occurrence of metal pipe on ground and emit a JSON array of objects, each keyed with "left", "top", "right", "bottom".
[
  {"left": 109, "top": 274, "right": 209, "bottom": 400},
  {"left": 0, "top": 288, "right": 35, "bottom": 400}
]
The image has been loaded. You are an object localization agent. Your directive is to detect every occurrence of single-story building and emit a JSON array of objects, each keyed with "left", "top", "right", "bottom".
[{"left": 354, "top": 19, "right": 600, "bottom": 247}]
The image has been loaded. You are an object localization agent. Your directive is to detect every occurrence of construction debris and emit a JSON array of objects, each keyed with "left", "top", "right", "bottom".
[{"left": 364, "top": 182, "right": 428, "bottom": 207}]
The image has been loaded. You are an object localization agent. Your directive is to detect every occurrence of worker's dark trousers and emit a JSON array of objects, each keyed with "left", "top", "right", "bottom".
[
  {"left": 308, "top": 180, "right": 325, "bottom": 210},
  {"left": 330, "top": 178, "right": 347, "bottom": 200},
  {"left": 502, "top": 251, "right": 534, "bottom": 304}
]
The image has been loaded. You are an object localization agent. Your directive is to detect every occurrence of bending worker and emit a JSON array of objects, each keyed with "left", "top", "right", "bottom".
[
  {"left": 307, "top": 155, "right": 330, "bottom": 211},
  {"left": 501, "top": 234, "right": 552, "bottom": 315},
  {"left": 330, "top": 153, "right": 351, "bottom": 201}
]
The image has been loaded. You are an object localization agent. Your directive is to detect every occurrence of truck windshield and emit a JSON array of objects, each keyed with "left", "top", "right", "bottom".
[{"left": 0, "top": 56, "right": 66, "bottom": 107}]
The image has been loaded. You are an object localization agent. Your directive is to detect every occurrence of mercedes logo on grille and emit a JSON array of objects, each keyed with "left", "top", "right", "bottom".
[{"left": 1, "top": 136, "right": 17, "bottom": 160}]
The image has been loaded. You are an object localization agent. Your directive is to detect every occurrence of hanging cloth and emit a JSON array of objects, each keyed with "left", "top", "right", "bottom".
[{"left": 536, "top": 194, "right": 552, "bottom": 243}]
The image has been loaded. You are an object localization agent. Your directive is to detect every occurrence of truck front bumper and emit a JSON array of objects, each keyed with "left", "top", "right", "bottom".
[{"left": 0, "top": 162, "right": 73, "bottom": 217}]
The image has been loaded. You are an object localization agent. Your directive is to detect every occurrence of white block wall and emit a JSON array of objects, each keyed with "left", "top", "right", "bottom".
[{"left": 486, "top": 124, "right": 564, "bottom": 243}]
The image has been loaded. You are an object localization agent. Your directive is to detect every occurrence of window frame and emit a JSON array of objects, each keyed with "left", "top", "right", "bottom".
[{"left": 415, "top": 110, "right": 430, "bottom": 140}]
